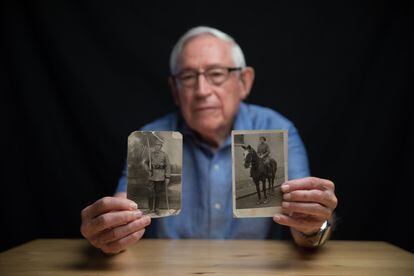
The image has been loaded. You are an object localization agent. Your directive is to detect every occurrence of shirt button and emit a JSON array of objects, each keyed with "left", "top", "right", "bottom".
[
  {"left": 213, "top": 164, "right": 220, "bottom": 170},
  {"left": 214, "top": 203, "right": 221, "bottom": 210}
]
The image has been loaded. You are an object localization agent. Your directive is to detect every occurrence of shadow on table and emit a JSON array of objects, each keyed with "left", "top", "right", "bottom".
[
  {"left": 66, "top": 241, "right": 328, "bottom": 272},
  {"left": 67, "top": 244, "right": 123, "bottom": 271},
  {"left": 232, "top": 243, "right": 326, "bottom": 271},
  {"left": 292, "top": 243, "right": 326, "bottom": 259}
]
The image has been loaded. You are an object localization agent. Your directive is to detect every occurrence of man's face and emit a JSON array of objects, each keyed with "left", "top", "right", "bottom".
[
  {"left": 260, "top": 137, "right": 265, "bottom": 144},
  {"left": 154, "top": 144, "right": 162, "bottom": 151},
  {"left": 170, "top": 35, "right": 254, "bottom": 140}
]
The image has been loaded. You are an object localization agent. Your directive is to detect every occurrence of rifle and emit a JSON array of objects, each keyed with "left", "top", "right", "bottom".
[{"left": 146, "top": 137, "right": 152, "bottom": 175}]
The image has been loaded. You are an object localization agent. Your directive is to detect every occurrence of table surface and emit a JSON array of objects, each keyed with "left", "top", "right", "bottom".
[{"left": 0, "top": 239, "right": 413, "bottom": 275}]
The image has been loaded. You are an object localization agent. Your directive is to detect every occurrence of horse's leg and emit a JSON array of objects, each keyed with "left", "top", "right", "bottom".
[
  {"left": 267, "top": 163, "right": 273, "bottom": 192},
  {"left": 262, "top": 164, "right": 269, "bottom": 192},
  {"left": 267, "top": 164, "right": 272, "bottom": 193},
  {"left": 268, "top": 177, "right": 274, "bottom": 194},
  {"left": 270, "top": 166, "right": 274, "bottom": 192},
  {"left": 254, "top": 178, "right": 261, "bottom": 204},
  {"left": 261, "top": 175, "right": 265, "bottom": 192},
  {"left": 262, "top": 178, "right": 268, "bottom": 204}
]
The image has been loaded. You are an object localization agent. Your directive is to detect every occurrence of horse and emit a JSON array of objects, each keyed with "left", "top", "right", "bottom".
[
  {"left": 261, "top": 153, "right": 278, "bottom": 194},
  {"left": 242, "top": 145, "right": 277, "bottom": 205}
]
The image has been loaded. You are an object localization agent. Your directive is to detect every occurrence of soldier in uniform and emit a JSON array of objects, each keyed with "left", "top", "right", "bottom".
[{"left": 146, "top": 139, "right": 171, "bottom": 215}]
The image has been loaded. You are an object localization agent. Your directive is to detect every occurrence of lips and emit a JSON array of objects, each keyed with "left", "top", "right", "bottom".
[{"left": 193, "top": 106, "right": 220, "bottom": 112}]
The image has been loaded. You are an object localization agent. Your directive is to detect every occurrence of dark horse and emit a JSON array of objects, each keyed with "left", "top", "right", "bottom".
[{"left": 242, "top": 145, "right": 277, "bottom": 204}]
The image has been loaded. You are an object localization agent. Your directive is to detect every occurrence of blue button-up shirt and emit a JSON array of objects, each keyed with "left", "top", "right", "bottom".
[{"left": 116, "top": 102, "right": 310, "bottom": 239}]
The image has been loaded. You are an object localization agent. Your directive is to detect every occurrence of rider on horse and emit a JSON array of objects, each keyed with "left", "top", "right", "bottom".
[{"left": 257, "top": 136, "right": 270, "bottom": 164}]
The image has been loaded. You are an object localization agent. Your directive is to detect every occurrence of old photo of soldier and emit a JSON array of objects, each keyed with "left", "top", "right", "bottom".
[
  {"left": 232, "top": 130, "right": 288, "bottom": 217},
  {"left": 127, "top": 131, "right": 182, "bottom": 218}
]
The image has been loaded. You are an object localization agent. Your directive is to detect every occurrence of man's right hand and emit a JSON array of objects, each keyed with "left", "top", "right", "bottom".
[{"left": 80, "top": 195, "right": 151, "bottom": 254}]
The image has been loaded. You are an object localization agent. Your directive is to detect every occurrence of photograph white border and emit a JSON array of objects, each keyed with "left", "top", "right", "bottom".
[{"left": 232, "top": 129, "right": 288, "bottom": 218}]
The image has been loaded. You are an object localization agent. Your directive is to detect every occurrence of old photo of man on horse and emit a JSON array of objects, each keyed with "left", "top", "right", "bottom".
[{"left": 232, "top": 130, "right": 288, "bottom": 217}]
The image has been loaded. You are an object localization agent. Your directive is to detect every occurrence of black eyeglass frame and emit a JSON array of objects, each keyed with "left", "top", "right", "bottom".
[{"left": 172, "top": 67, "right": 242, "bottom": 87}]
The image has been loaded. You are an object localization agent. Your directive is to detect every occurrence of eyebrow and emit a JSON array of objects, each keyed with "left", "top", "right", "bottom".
[{"left": 178, "top": 64, "right": 235, "bottom": 72}]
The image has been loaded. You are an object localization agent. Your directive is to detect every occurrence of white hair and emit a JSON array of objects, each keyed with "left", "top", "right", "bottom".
[{"left": 169, "top": 26, "right": 246, "bottom": 75}]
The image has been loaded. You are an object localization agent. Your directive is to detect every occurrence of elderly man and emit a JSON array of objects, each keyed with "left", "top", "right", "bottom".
[{"left": 81, "top": 26, "right": 338, "bottom": 254}]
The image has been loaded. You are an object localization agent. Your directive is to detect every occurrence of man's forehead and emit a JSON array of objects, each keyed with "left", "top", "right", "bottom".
[{"left": 178, "top": 34, "right": 234, "bottom": 69}]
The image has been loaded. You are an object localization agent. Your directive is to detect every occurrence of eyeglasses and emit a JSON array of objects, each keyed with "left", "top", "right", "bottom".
[{"left": 172, "top": 67, "right": 242, "bottom": 88}]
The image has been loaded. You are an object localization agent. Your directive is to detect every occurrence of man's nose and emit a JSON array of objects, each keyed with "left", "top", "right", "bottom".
[{"left": 194, "top": 73, "right": 213, "bottom": 97}]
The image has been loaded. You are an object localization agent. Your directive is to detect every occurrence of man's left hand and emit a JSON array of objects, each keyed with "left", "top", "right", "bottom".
[{"left": 273, "top": 177, "right": 337, "bottom": 235}]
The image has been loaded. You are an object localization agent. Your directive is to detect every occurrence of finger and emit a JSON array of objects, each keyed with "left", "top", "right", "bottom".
[
  {"left": 86, "top": 210, "right": 143, "bottom": 237},
  {"left": 97, "top": 215, "right": 151, "bottom": 244},
  {"left": 273, "top": 214, "right": 324, "bottom": 233},
  {"left": 100, "top": 229, "right": 145, "bottom": 254},
  {"left": 289, "top": 212, "right": 310, "bottom": 219},
  {"left": 283, "top": 190, "right": 337, "bottom": 209},
  {"left": 114, "top": 192, "right": 127, "bottom": 198},
  {"left": 281, "top": 177, "right": 335, "bottom": 193},
  {"left": 282, "top": 201, "right": 331, "bottom": 219},
  {"left": 82, "top": 196, "right": 138, "bottom": 220}
]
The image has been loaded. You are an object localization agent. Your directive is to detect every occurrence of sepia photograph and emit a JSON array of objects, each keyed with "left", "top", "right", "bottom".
[
  {"left": 127, "top": 131, "right": 182, "bottom": 218},
  {"left": 232, "top": 130, "right": 288, "bottom": 217}
]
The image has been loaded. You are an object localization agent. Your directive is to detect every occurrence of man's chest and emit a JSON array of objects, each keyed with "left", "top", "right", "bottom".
[{"left": 151, "top": 152, "right": 165, "bottom": 163}]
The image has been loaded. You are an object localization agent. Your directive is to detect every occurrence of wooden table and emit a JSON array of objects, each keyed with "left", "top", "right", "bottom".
[{"left": 0, "top": 239, "right": 413, "bottom": 275}]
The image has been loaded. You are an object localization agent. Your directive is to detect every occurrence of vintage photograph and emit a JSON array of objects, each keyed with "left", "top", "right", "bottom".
[
  {"left": 232, "top": 130, "right": 288, "bottom": 217},
  {"left": 127, "top": 131, "right": 182, "bottom": 218}
]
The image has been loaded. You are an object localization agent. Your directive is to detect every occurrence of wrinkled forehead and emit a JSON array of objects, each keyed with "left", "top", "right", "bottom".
[{"left": 177, "top": 34, "right": 235, "bottom": 70}]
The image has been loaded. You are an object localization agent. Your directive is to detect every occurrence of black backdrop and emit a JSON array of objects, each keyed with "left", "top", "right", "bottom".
[{"left": 1, "top": 1, "right": 413, "bottom": 252}]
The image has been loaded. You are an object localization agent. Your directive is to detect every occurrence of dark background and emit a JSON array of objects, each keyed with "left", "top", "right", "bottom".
[{"left": 1, "top": 1, "right": 412, "bottom": 252}]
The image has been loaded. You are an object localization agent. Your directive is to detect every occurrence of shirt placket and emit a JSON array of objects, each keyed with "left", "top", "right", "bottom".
[{"left": 209, "top": 147, "right": 231, "bottom": 238}]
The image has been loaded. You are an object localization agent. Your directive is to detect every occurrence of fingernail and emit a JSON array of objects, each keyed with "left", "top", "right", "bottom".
[
  {"left": 281, "top": 184, "right": 289, "bottom": 193},
  {"left": 135, "top": 210, "right": 142, "bottom": 217},
  {"left": 283, "top": 193, "right": 291, "bottom": 200},
  {"left": 282, "top": 202, "right": 289, "bottom": 208},
  {"left": 130, "top": 202, "right": 138, "bottom": 209},
  {"left": 274, "top": 215, "right": 281, "bottom": 221}
]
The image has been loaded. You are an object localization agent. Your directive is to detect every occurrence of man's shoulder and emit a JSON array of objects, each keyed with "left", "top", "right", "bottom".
[
  {"left": 241, "top": 103, "right": 294, "bottom": 130},
  {"left": 140, "top": 112, "right": 178, "bottom": 131}
]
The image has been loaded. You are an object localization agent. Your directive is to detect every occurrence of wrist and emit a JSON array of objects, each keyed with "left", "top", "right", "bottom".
[
  {"left": 299, "top": 227, "right": 321, "bottom": 237},
  {"left": 293, "top": 220, "right": 332, "bottom": 248}
]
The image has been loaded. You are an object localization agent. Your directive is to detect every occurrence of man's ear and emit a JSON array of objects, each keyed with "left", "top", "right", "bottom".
[
  {"left": 168, "top": 77, "right": 180, "bottom": 106},
  {"left": 239, "top": 66, "right": 255, "bottom": 100}
]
